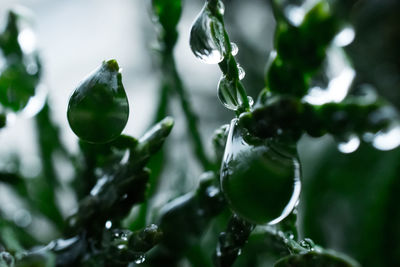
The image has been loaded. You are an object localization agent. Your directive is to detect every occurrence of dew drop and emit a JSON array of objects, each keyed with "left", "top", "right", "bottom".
[
  {"left": 220, "top": 119, "right": 301, "bottom": 224},
  {"left": 189, "top": 2, "right": 226, "bottom": 64},
  {"left": 247, "top": 96, "right": 254, "bottom": 107},
  {"left": 237, "top": 64, "right": 245, "bottom": 80},
  {"left": 217, "top": 76, "right": 239, "bottom": 110},
  {"left": 337, "top": 135, "right": 360, "bottom": 154},
  {"left": 333, "top": 26, "right": 355, "bottom": 47},
  {"left": 372, "top": 124, "right": 400, "bottom": 151},
  {"left": 105, "top": 220, "right": 112, "bottom": 229},
  {"left": 230, "top": 42, "right": 238, "bottom": 56},
  {"left": 67, "top": 60, "right": 129, "bottom": 144},
  {"left": 217, "top": 0, "right": 225, "bottom": 15},
  {"left": 134, "top": 254, "right": 146, "bottom": 264},
  {"left": 284, "top": 5, "right": 306, "bottom": 26},
  {"left": 18, "top": 28, "right": 36, "bottom": 54}
]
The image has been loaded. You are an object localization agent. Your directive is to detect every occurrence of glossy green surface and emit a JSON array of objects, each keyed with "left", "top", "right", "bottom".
[
  {"left": 67, "top": 60, "right": 129, "bottom": 144},
  {"left": 221, "top": 119, "right": 301, "bottom": 224}
]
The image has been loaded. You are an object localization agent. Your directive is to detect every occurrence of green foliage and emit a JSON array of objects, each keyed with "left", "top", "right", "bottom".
[{"left": 0, "top": 0, "right": 399, "bottom": 266}]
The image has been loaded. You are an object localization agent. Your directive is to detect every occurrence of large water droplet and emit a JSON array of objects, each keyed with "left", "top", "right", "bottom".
[
  {"left": 372, "top": 124, "right": 400, "bottom": 151},
  {"left": 230, "top": 42, "right": 238, "bottom": 56},
  {"left": 67, "top": 60, "right": 129, "bottom": 144},
  {"left": 303, "top": 46, "right": 355, "bottom": 105},
  {"left": 189, "top": 2, "right": 226, "bottom": 64},
  {"left": 337, "top": 135, "right": 360, "bottom": 154},
  {"left": 220, "top": 119, "right": 301, "bottom": 224}
]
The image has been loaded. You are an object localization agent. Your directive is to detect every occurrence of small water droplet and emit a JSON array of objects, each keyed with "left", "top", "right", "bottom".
[
  {"left": 189, "top": 2, "right": 226, "bottom": 64},
  {"left": 333, "top": 26, "right": 355, "bottom": 47},
  {"left": 217, "top": 0, "right": 225, "bottom": 15},
  {"left": 230, "top": 42, "right": 238, "bottom": 56},
  {"left": 220, "top": 119, "right": 301, "bottom": 224},
  {"left": 105, "top": 220, "right": 112, "bottom": 229},
  {"left": 284, "top": 5, "right": 306, "bottom": 26},
  {"left": 67, "top": 60, "right": 129, "bottom": 144},
  {"left": 372, "top": 124, "right": 400, "bottom": 151},
  {"left": 247, "top": 96, "right": 254, "bottom": 107},
  {"left": 18, "top": 28, "right": 36, "bottom": 54},
  {"left": 217, "top": 75, "right": 239, "bottom": 110},
  {"left": 134, "top": 254, "right": 146, "bottom": 264},
  {"left": 206, "top": 186, "right": 219, "bottom": 198},
  {"left": 337, "top": 135, "right": 360, "bottom": 154},
  {"left": 238, "top": 64, "right": 245, "bottom": 80}
]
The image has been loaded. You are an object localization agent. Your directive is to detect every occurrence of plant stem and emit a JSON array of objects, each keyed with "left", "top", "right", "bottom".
[{"left": 167, "top": 52, "right": 213, "bottom": 170}]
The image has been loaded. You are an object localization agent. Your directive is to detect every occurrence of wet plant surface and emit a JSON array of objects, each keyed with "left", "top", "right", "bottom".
[{"left": 0, "top": 0, "right": 400, "bottom": 266}]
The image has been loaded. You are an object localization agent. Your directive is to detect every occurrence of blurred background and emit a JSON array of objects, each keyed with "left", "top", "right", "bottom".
[{"left": 0, "top": 0, "right": 399, "bottom": 266}]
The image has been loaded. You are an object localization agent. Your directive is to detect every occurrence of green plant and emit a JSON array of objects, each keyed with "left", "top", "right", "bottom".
[{"left": 0, "top": 0, "right": 399, "bottom": 266}]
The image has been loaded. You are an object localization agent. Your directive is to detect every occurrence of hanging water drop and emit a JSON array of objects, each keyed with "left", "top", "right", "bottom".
[
  {"left": 217, "top": 75, "right": 239, "bottom": 110},
  {"left": 230, "top": 42, "right": 238, "bottom": 56},
  {"left": 67, "top": 60, "right": 129, "bottom": 144},
  {"left": 220, "top": 119, "right": 301, "bottom": 224},
  {"left": 337, "top": 135, "right": 360, "bottom": 154},
  {"left": 372, "top": 124, "right": 400, "bottom": 151},
  {"left": 237, "top": 64, "right": 245, "bottom": 80},
  {"left": 189, "top": 2, "right": 226, "bottom": 64},
  {"left": 217, "top": 0, "right": 225, "bottom": 15}
]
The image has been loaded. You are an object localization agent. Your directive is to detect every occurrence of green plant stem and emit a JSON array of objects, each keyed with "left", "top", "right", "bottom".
[
  {"left": 208, "top": 0, "right": 250, "bottom": 114},
  {"left": 167, "top": 52, "right": 213, "bottom": 170}
]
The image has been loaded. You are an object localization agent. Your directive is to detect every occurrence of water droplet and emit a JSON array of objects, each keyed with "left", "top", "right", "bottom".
[
  {"left": 220, "top": 119, "right": 301, "bottom": 224},
  {"left": 217, "top": 76, "right": 239, "bottom": 110},
  {"left": 67, "top": 60, "right": 129, "bottom": 144},
  {"left": 20, "top": 83, "right": 47, "bottom": 118},
  {"left": 105, "top": 220, "right": 112, "bottom": 229},
  {"left": 189, "top": 2, "right": 226, "bottom": 64},
  {"left": 284, "top": 5, "right": 306, "bottom": 26},
  {"left": 303, "top": 46, "right": 355, "bottom": 105},
  {"left": 18, "top": 28, "right": 36, "bottom": 54},
  {"left": 238, "top": 64, "right": 245, "bottom": 80},
  {"left": 247, "top": 96, "right": 254, "bottom": 107},
  {"left": 282, "top": 0, "right": 319, "bottom": 26},
  {"left": 134, "top": 254, "right": 146, "bottom": 264},
  {"left": 230, "top": 42, "right": 238, "bottom": 56},
  {"left": 337, "top": 135, "right": 360, "bottom": 154},
  {"left": 333, "top": 26, "right": 355, "bottom": 47},
  {"left": 217, "top": 0, "right": 225, "bottom": 15},
  {"left": 372, "top": 124, "right": 400, "bottom": 151}
]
